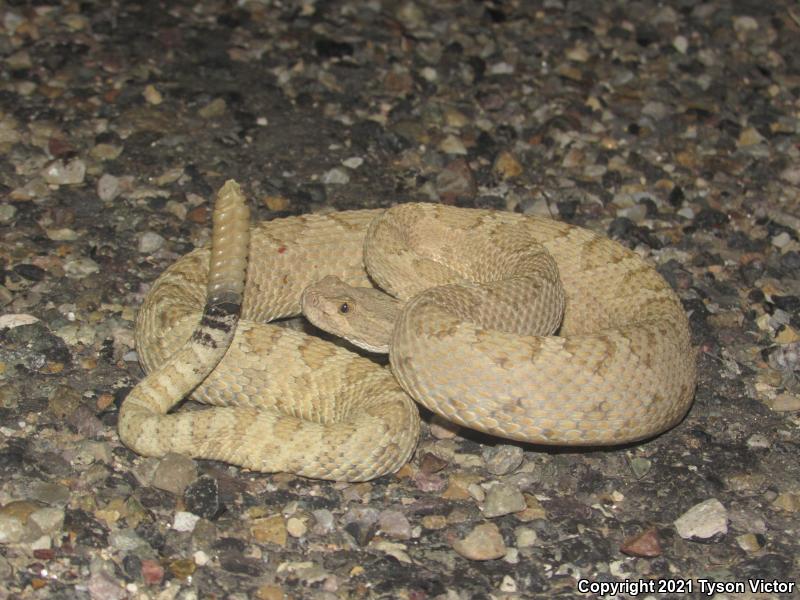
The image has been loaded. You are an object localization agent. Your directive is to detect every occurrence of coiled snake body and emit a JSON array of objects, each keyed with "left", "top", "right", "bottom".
[{"left": 119, "top": 180, "right": 696, "bottom": 481}]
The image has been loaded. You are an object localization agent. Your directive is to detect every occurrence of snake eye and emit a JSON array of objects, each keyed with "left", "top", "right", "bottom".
[{"left": 339, "top": 303, "right": 349, "bottom": 314}]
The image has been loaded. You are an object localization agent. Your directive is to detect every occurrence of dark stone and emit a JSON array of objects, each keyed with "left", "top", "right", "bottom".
[
  {"left": 297, "top": 182, "right": 327, "bottom": 205},
  {"left": 472, "top": 131, "right": 497, "bottom": 159},
  {"left": 739, "top": 260, "right": 765, "bottom": 287},
  {"left": 344, "top": 520, "right": 377, "bottom": 546},
  {"left": 122, "top": 554, "right": 142, "bottom": 580},
  {"left": 218, "top": 552, "right": 262, "bottom": 577},
  {"left": 694, "top": 208, "right": 729, "bottom": 229},
  {"left": 0, "top": 322, "right": 71, "bottom": 372},
  {"left": 778, "top": 250, "right": 800, "bottom": 275},
  {"left": 557, "top": 200, "right": 579, "bottom": 221},
  {"left": 184, "top": 475, "right": 223, "bottom": 520},
  {"left": 683, "top": 297, "right": 710, "bottom": 329},
  {"left": 727, "top": 231, "right": 765, "bottom": 252},
  {"left": 639, "top": 197, "right": 659, "bottom": 217},
  {"left": 63, "top": 509, "right": 109, "bottom": 548},
  {"left": 12, "top": 264, "right": 46, "bottom": 282},
  {"left": 737, "top": 553, "right": 794, "bottom": 581},
  {"left": 658, "top": 259, "right": 692, "bottom": 291},
  {"left": 135, "top": 521, "right": 167, "bottom": 552},
  {"left": 602, "top": 170, "right": 623, "bottom": 189},
  {"left": 0, "top": 442, "right": 26, "bottom": 476},
  {"left": 608, "top": 218, "right": 662, "bottom": 249},
  {"left": 315, "top": 37, "right": 354, "bottom": 59},
  {"left": 765, "top": 220, "right": 797, "bottom": 240},
  {"left": 212, "top": 536, "right": 247, "bottom": 554},
  {"left": 771, "top": 295, "right": 800, "bottom": 313},
  {"left": 351, "top": 120, "right": 409, "bottom": 153}
]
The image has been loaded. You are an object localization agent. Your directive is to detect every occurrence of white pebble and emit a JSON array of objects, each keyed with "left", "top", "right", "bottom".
[
  {"left": 97, "top": 174, "right": 121, "bottom": 202},
  {"left": 674, "top": 498, "right": 727, "bottom": 539},
  {"left": 42, "top": 159, "right": 86, "bottom": 185},
  {"left": 321, "top": 167, "right": 350, "bottom": 185},
  {"left": 342, "top": 157, "right": 364, "bottom": 169},
  {"left": 138, "top": 231, "right": 165, "bottom": 254},
  {"left": 771, "top": 232, "right": 791, "bottom": 249},
  {"left": 172, "top": 511, "right": 200, "bottom": 532}
]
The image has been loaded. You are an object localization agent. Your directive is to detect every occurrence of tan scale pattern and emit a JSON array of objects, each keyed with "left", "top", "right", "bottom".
[
  {"left": 121, "top": 182, "right": 695, "bottom": 482},
  {"left": 361, "top": 203, "right": 695, "bottom": 447},
  {"left": 119, "top": 181, "right": 418, "bottom": 481}
]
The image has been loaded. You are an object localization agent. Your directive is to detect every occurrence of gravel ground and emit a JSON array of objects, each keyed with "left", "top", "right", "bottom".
[{"left": 1, "top": 1, "right": 799, "bottom": 599}]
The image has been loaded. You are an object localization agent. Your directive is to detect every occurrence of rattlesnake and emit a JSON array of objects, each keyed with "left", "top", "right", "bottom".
[{"left": 119, "top": 180, "right": 696, "bottom": 481}]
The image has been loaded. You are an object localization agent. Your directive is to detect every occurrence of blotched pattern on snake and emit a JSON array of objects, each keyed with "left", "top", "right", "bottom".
[{"left": 119, "top": 180, "right": 696, "bottom": 482}]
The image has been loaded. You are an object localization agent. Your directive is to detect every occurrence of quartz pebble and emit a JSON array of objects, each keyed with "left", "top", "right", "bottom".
[
  {"left": 138, "top": 232, "right": 165, "bottom": 254},
  {"left": 452, "top": 523, "right": 507, "bottom": 560},
  {"left": 482, "top": 484, "right": 526, "bottom": 518},
  {"left": 482, "top": 445, "right": 524, "bottom": 475},
  {"left": 674, "top": 499, "right": 728, "bottom": 540}
]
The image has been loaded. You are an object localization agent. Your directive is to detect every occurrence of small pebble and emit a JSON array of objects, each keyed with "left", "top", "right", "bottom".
[
  {"left": 413, "top": 471, "right": 446, "bottom": 492},
  {"left": 733, "top": 15, "right": 759, "bottom": 33},
  {"left": 141, "top": 559, "right": 165, "bottom": 585},
  {"left": 0, "top": 513, "right": 26, "bottom": 544},
  {"left": 0, "top": 314, "right": 40, "bottom": 329},
  {"left": 28, "top": 507, "right": 64, "bottom": 534},
  {"left": 674, "top": 499, "right": 728, "bottom": 539},
  {"left": 439, "top": 135, "right": 468, "bottom": 155},
  {"left": 628, "top": 457, "right": 652, "bottom": 479},
  {"left": 286, "top": 517, "right": 307, "bottom": 538},
  {"left": 737, "top": 127, "right": 764, "bottom": 147},
  {"left": 565, "top": 43, "right": 590, "bottom": 62},
  {"left": 779, "top": 166, "right": 800, "bottom": 186},
  {"left": 736, "top": 533, "right": 762, "bottom": 552},
  {"left": 421, "top": 515, "right": 447, "bottom": 530},
  {"left": 419, "top": 452, "right": 448, "bottom": 474},
  {"left": 42, "top": 158, "right": 86, "bottom": 185},
  {"left": 514, "top": 527, "right": 537, "bottom": 548},
  {"left": 499, "top": 575, "right": 517, "bottom": 592},
  {"left": 770, "top": 394, "right": 800, "bottom": 412},
  {"left": 320, "top": 167, "right": 350, "bottom": 185},
  {"left": 493, "top": 151, "right": 524, "bottom": 179},
  {"left": 377, "top": 509, "right": 412, "bottom": 540},
  {"left": 87, "top": 572, "right": 126, "bottom": 600},
  {"left": 452, "top": 523, "right": 507, "bottom": 560},
  {"left": 184, "top": 475, "right": 221, "bottom": 519},
  {"left": 143, "top": 84, "right": 163, "bottom": 105},
  {"left": 250, "top": 515, "right": 287, "bottom": 546},
  {"left": 342, "top": 156, "right": 364, "bottom": 169},
  {"left": 482, "top": 483, "right": 526, "bottom": 518},
  {"left": 771, "top": 492, "right": 800, "bottom": 512},
  {"left": 483, "top": 445, "right": 524, "bottom": 475},
  {"left": 151, "top": 453, "right": 197, "bottom": 495},
  {"left": 673, "top": 35, "right": 688, "bottom": 53},
  {"left": 746, "top": 434, "right": 771, "bottom": 449},
  {"left": 311, "top": 509, "right": 335, "bottom": 535},
  {"left": 436, "top": 159, "right": 476, "bottom": 201},
  {"left": 138, "top": 232, "right": 165, "bottom": 254},
  {"left": 772, "top": 231, "right": 792, "bottom": 249},
  {"left": 0, "top": 204, "right": 16, "bottom": 223},
  {"left": 198, "top": 98, "right": 226, "bottom": 119},
  {"left": 172, "top": 511, "right": 200, "bottom": 532},
  {"left": 97, "top": 174, "right": 121, "bottom": 202},
  {"left": 429, "top": 415, "right": 459, "bottom": 439},
  {"left": 620, "top": 527, "right": 662, "bottom": 557}
]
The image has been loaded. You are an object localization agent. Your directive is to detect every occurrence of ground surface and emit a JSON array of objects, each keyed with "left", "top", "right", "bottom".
[{"left": 0, "top": 1, "right": 799, "bottom": 599}]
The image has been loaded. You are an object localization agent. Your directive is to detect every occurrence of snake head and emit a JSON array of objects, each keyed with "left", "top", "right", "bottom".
[{"left": 301, "top": 275, "right": 401, "bottom": 353}]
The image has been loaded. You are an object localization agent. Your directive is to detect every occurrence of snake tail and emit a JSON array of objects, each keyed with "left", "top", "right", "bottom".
[{"left": 118, "top": 180, "right": 250, "bottom": 457}]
